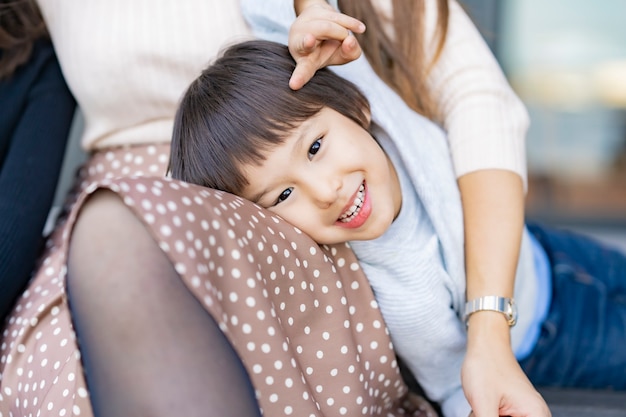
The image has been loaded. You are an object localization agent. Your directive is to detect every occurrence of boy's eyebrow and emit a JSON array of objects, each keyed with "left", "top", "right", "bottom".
[{"left": 290, "top": 116, "right": 317, "bottom": 158}]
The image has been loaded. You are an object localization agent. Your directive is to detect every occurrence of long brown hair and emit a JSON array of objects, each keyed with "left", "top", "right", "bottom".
[
  {"left": 338, "top": 0, "right": 449, "bottom": 120},
  {"left": 0, "top": 0, "right": 48, "bottom": 79}
]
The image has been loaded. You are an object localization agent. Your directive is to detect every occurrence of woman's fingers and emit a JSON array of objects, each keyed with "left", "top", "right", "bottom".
[
  {"left": 289, "top": 38, "right": 342, "bottom": 90},
  {"left": 288, "top": 3, "right": 365, "bottom": 90}
]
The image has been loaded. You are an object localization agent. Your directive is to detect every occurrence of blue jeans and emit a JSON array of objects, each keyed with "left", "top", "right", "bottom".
[{"left": 519, "top": 223, "right": 626, "bottom": 389}]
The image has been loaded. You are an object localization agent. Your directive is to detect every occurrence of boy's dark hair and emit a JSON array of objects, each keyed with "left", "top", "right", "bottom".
[{"left": 169, "top": 39, "right": 371, "bottom": 195}]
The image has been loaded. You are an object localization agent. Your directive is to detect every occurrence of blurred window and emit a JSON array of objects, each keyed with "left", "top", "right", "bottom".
[{"left": 496, "top": 0, "right": 626, "bottom": 227}]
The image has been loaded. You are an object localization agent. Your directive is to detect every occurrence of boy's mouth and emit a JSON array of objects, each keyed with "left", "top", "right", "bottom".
[{"left": 338, "top": 182, "right": 365, "bottom": 223}]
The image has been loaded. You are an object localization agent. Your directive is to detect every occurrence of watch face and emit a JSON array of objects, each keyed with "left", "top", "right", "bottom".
[{"left": 507, "top": 299, "right": 518, "bottom": 326}]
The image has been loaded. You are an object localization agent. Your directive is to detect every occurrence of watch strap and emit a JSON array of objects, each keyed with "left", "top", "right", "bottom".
[{"left": 464, "top": 296, "right": 517, "bottom": 327}]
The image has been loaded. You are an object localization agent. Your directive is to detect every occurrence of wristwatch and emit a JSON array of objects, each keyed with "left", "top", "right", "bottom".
[{"left": 464, "top": 296, "right": 517, "bottom": 327}]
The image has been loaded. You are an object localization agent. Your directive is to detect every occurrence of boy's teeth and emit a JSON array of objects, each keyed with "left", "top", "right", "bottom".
[{"left": 339, "top": 183, "right": 365, "bottom": 222}]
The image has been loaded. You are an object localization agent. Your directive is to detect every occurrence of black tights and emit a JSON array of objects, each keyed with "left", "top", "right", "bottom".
[{"left": 67, "top": 190, "right": 261, "bottom": 417}]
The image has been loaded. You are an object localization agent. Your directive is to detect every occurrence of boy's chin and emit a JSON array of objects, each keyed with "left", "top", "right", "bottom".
[{"left": 311, "top": 234, "right": 349, "bottom": 246}]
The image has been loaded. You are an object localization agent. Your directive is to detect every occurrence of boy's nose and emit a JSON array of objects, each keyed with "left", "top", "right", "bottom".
[{"left": 309, "top": 175, "right": 341, "bottom": 208}]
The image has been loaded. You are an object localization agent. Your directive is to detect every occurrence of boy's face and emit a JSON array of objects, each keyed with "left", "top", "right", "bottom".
[{"left": 240, "top": 107, "right": 402, "bottom": 245}]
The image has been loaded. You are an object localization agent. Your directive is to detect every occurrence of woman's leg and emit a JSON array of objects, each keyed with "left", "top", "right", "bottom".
[
  {"left": 67, "top": 190, "right": 261, "bottom": 417},
  {"left": 521, "top": 223, "right": 626, "bottom": 389}
]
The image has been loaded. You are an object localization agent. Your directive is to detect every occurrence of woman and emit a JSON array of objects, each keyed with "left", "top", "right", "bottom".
[{"left": 0, "top": 1, "right": 556, "bottom": 416}]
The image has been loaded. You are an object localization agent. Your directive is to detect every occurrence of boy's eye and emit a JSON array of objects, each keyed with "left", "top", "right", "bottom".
[
  {"left": 308, "top": 138, "right": 322, "bottom": 160},
  {"left": 274, "top": 187, "right": 293, "bottom": 205}
]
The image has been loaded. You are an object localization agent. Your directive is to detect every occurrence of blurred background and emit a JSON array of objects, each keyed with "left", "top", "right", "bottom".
[{"left": 464, "top": 0, "right": 626, "bottom": 252}]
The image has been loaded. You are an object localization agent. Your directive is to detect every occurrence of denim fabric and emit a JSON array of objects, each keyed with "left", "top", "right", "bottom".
[{"left": 519, "top": 223, "right": 626, "bottom": 389}]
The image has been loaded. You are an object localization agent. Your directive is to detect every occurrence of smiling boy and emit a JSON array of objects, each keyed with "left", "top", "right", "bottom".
[
  {"left": 240, "top": 106, "right": 402, "bottom": 244},
  {"left": 169, "top": 40, "right": 402, "bottom": 245}
]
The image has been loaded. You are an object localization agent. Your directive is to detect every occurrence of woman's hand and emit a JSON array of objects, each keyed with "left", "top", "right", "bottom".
[
  {"left": 289, "top": 0, "right": 365, "bottom": 90},
  {"left": 462, "top": 313, "right": 551, "bottom": 417}
]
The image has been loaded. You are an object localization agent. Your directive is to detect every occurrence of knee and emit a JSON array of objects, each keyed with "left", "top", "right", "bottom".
[
  {"left": 67, "top": 189, "right": 162, "bottom": 295},
  {"left": 69, "top": 190, "right": 134, "bottom": 268}
]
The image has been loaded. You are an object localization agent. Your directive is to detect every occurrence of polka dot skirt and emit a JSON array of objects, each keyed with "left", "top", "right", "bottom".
[{"left": 0, "top": 144, "right": 436, "bottom": 417}]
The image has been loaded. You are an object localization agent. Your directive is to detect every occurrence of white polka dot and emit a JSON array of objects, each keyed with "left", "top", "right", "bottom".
[
  {"left": 190, "top": 276, "right": 201, "bottom": 288},
  {"left": 174, "top": 263, "right": 186, "bottom": 274}
]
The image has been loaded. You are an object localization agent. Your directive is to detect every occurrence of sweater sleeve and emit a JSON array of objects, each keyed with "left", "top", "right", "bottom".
[
  {"left": 424, "top": 0, "right": 530, "bottom": 188},
  {"left": 0, "top": 39, "right": 76, "bottom": 320}
]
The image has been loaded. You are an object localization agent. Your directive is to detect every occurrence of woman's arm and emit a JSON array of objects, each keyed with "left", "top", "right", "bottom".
[
  {"left": 459, "top": 170, "right": 550, "bottom": 417},
  {"left": 424, "top": 1, "right": 549, "bottom": 415},
  {"left": 0, "top": 39, "right": 76, "bottom": 320}
]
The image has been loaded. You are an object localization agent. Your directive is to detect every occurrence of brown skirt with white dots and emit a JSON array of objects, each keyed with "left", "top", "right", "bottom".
[{"left": 0, "top": 144, "right": 435, "bottom": 417}]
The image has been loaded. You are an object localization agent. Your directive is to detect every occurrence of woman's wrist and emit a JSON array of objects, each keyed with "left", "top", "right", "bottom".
[
  {"left": 294, "top": 0, "right": 330, "bottom": 15},
  {"left": 465, "top": 310, "right": 512, "bottom": 348}
]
